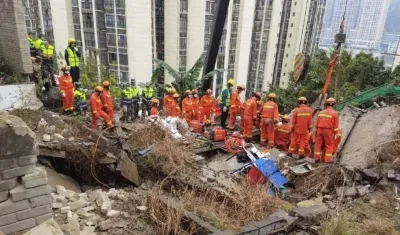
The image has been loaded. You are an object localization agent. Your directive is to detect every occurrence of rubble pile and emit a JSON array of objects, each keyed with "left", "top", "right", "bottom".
[{"left": 0, "top": 114, "right": 52, "bottom": 235}]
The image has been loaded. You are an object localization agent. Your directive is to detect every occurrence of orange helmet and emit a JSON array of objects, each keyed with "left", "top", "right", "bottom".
[
  {"left": 192, "top": 89, "right": 198, "bottom": 94},
  {"left": 102, "top": 81, "right": 110, "bottom": 87},
  {"left": 94, "top": 86, "right": 103, "bottom": 92},
  {"left": 206, "top": 89, "right": 212, "bottom": 95},
  {"left": 173, "top": 93, "right": 180, "bottom": 98},
  {"left": 297, "top": 97, "right": 307, "bottom": 103},
  {"left": 167, "top": 87, "right": 176, "bottom": 94},
  {"left": 282, "top": 115, "right": 290, "bottom": 122},
  {"left": 326, "top": 98, "right": 336, "bottom": 105},
  {"left": 268, "top": 93, "right": 277, "bottom": 99},
  {"left": 151, "top": 98, "right": 160, "bottom": 104},
  {"left": 237, "top": 84, "right": 246, "bottom": 90}
]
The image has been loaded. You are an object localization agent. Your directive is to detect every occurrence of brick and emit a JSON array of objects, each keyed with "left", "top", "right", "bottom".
[
  {"left": 22, "top": 167, "right": 48, "bottom": 188},
  {"left": 0, "top": 213, "right": 17, "bottom": 227},
  {"left": 0, "top": 199, "right": 30, "bottom": 216},
  {"left": 35, "top": 213, "right": 53, "bottom": 225},
  {"left": 16, "top": 204, "right": 51, "bottom": 221},
  {"left": 69, "top": 199, "right": 91, "bottom": 211},
  {"left": 0, "top": 178, "right": 16, "bottom": 192},
  {"left": 10, "top": 185, "right": 49, "bottom": 202},
  {"left": 1, "top": 165, "right": 35, "bottom": 180},
  {"left": 0, "top": 218, "right": 35, "bottom": 234},
  {"left": 28, "top": 195, "right": 51, "bottom": 208},
  {"left": 0, "top": 191, "right": 8, "bottom": 203},
  {"left": 0, "top": 159, "right": 16, "bottom": 171},
  {"left": 17, "top": 155, "right": 37, "bottom": 166}
]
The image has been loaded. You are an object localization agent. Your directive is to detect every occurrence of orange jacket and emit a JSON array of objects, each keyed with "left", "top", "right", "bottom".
[
  {"left": 90, "top": 93, "right": 102, "bottom": 115},
  {"left": 316, "top": 107, "right": 339, "bottom": 132},
  {"left": 163, "top": 95, "right": 174, "bottom": 115},
  {"left": 230, "top": 90, "right": 241, "bottom": 107},
  {"left": 101, "top": 89, "right": 113, "bottom": 110},
  {"left": 170, "top": 99, "right": 181, "bottom": 117},
  {"left": 58, "top": 74, "right": 73, "bottom": 93},
  {"left": 243, "top": 97, "right": 257, "bottom": 118},
  {"left": 200, "top": 95, "right": 213, "bottom": 108},
  {"left": 274, "top": 123, "right": 291, "bottom": 143},
  {"left": 191, "top": 97, "right": 200, "bottom": 110},
  {"left": 259, "top": 100, "right": 279, "bottom": 120},
  {"left": 292, "top": 104, "right": 313, "bottom": 134},
  {"left": 151, "top": 106, "right": 159, "bottom": 116},
  {"left": 182, "top": 97, "right": 193, "bottom": 115}
]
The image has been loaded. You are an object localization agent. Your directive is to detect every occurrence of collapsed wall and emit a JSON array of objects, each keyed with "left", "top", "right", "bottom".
[
  {"left": 340, "top": 105, "right": 400, "bottom": 169},
  {"left": 0, "top": 113, "right": 52, "bottom": 234}
]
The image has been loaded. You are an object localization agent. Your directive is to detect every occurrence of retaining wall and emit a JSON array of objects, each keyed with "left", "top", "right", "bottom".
[
  {"left": 0, "top": 113, "right": 52, "bottom": 234},
  {"left": 0, "top": 83, "right": 42, "bottom": 111}
]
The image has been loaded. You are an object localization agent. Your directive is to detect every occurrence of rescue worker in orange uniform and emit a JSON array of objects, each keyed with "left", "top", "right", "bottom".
[
  {"left": 169, "top": 93, "right": 181, "bottom": 117},
  {"left": 259, "top": 93, "right": 280, "bottom": 147},
  {"left": 58, "top": 66, "right": 74, "bottom": 115},
  {"left": 182, "top": 90, "right": 193, "bottom": 121},
  {"left": 201, "top": 89, "right": 214, "bottom": 120},
  {"left": 100, "top": 81, "right": 114, "bottom": 121},
  {"left": 274, "top": 115, "right": 291, "bottom": 151},
  {"left": 191, "top": 89, "right": 200, "bottom": 120},
  {"left": 243, "top": 92, "right": 261, "bottom": 142},
  {"left": 314, "top": 98, "right": 340, "bottom": 163},
  {"left": 163, "top": 88, "right": 175, "bottom": 116},
  {"left": 150, "top": 98, "right": 160, "bottom": 120},
  {"left": 288, "top": 97, "right": 313, "bottom": 158},
  {"left": 90, "top": 86, "right": 113, "bottom": 129},
  {"left": 228, "top": 84, "right": 245, "bottom": 131}
]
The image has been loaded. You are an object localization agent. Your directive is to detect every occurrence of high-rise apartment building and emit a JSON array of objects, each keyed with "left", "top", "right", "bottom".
[
  {"left": 319, "top": 0, "right": 390, "bottom": 51},
  {"left": 302, "top": 0, "right": 326, "bottom": 58}
]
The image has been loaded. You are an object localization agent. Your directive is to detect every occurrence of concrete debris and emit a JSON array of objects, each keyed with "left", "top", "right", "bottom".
[
  {"left": 52, "top": 203, "right": 62, "bottom": 209},
  {"left": 136, "top": 206, "right": 148, "bottom": 212},
  {"left": 297, "top": 197, "right": 325, "bottom": 208},
  {"left": 22, "top": 219, "right": 64, "bottom": 235},
  {"left": 67, "top": 137, "right": 74, "bottom": 142},
  {"left": 360, "top": 169, "right": 380, "bottom": 182},
  {"left": 99, "top": 219, "right": 113, "bottom": 231},
  {"left": 119, "top": 156, "right": 141, "bottom": 186},
  {"left": 138, "top": 145, "right": 154, "bottom": 157},
  {"left": 42, "top": 134, "right": 51, "bottom": 142},
  {"left": 293, "top": 204, "right": 329, "bottom": 220},
  {"left": 336, "top": 186, "right": 357, "bottom": 197},
  {"left": 388, "top": 169, "right": 395, "bottom": 179},
  {"left": 99, "top": 152, "right": 118, "bottom": 164},
  {"left": 356, "top": 185, "right": 370, "bottom": 196},
  {"left": 290, "top": 163, "right": 313, "bottom": 175},
  {"left": 69, "top": 199, "right": 90, "bottom": 211},
  {"left": 53, "top": 133, "right": 65, "bottom": 141},
  {"left": 106, "top": 210, "right": 121, "bottom": 218}
]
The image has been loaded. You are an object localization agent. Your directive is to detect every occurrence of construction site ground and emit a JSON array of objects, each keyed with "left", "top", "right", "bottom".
[{"left": 6, "top": 104, "right": 400, "bottom": 235}]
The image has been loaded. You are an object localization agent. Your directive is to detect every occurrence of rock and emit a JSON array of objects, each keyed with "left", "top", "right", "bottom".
[
  {"left": 140, "top": 183, "right": 148, "bottom": 191},
  {"left": 87, "top": 214, "right": 102, "bottom": 225},
  {"left": 121, "top": 211, "right": 130, "bottom": 219},
  {"left": 326, "top": 201, "right": 336, "bottom": 209},
  {"left": 43, "top": 134, "right": 51, "bottom": 142},
  {"left": 61, "top": 206, "right": 71, "bottom": 214},
  {"left": 116, "top": 194, "right": 128, "bottom": 202},
  {"left": 106, "top": 210, "right": 121, "bottom": 218},
  {"left": 370, "top": 199, "right": 377, "bottom": 204},
  {"left": 114, "top": 220, "right": 128, "bottom": 228},
  {"left": 322, "top": 195, "right": 333, "bottom": 202},
  {"left": 95, "top": 191, "right": 110, "bottom": 207},
  {"left": 67, "top": 211, "right": 73, "bottom": 219},
  {"left": 119, "top": 157, "right": 141, "bottom": 186},
  {"left": 293, "top": 204, "right": 329, "bottom": 219},
  {"left": 361, "top": 169, "right": 380, "bottom": 182},
  {"left": 101, "top": 201, "right": 112, "bottom": 215},
  {"left": 81, "top": 226, "right": 95, "bottom": 232},
  {"left": 68, "top": 137, "right": 75, "bottom": 141},
  {"left": 107, "top": 189, "right": 117, "bottom": 199},
  {"left": 136, "top": 206, "right": 148, "bottom": 212},
  {"left": 60, "top": 218, "right": 80, "bottom": 235},
  {"left": 69, "top": 199, "right": 91, "bottom": 211},
  {"left": 336, "top": 187, "right": 357, "bottom": 197},
  {"left": 99, "top": 219, "right": 113, "bottom": 231},
  {"left": 86, "top": 221, "right": 94, "bottom": 226},
  {"left": 52, "top": 202, "right": 63, "bottom": 209},
  {"left": 308, "top": 226, "right": 320, "bottom": 234},
  {"left": 53, "top": 133, "right": 65, "bottom": 140},
  {"left": 396, "top": 174, "right": 400, "bottom": 181},
  {"left": 355, "top": 173, "right": 362, "bottom": 181},
  {"left": 55, "top": 185, "right": 69, "bottom": 198},
  {"left": 82, "top": 206, "right": 95, "bottom": 212},
  {"left": 286, "top": 193, "right": 308, "bottom": 203},
  {"left": 206, "top": 177, "right": 217, "bottom": 183},
  {"left": 100, "top": 152, "right": 118, "bottom": 164},
  {"left": 22, "top": 219, "right": 63, "bottom": 235},
  {"left": 356, "top": 185, "right": 370, "bottom": 196},
  {"left": 76, "top": 209, "right": 94, "bottom": 219},
  {"left": 297, "top": 197, "right": 325, "bottom": 208},
  {"left": 388, "top": 169, "right": 395, "bottom": 179}
]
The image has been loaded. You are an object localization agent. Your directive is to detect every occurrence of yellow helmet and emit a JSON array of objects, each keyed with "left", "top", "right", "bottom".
[
  {"left": 206, "top": 89, "right": 212, "bottom": 95},
  {"left": 326, "top": 98, "right": 336, "bottom": 105},
  {"left": 102, "top": 81, "right": 110, "bottom": 87},
  {"left": 297, "top": 97, "right": 307, "bottom": 103},
  {"left": 151, "top": 98, "right": 160, "bottom": 104},
  {"left": 237, "top": 84, "right": 246, "bottom": 90},
  {"left": 227, "top": 79, "right": 235, "bottom": 86},
  {"left": 68, "top": 38, "right": 76, "bottom": 44},
  {"left": 268, "top": 93, "right": 277, "bottom": 99},
  {"left": 94, "top": 86, "right": 103, "bottom": 92},
  {"left": 173, "top": 93, "right": 180, "bottom": 98},
  {"left": 282, "top": 115, "right": 290, "bottom": 122}
]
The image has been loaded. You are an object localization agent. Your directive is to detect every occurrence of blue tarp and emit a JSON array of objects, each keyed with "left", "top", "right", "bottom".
[{"left": 254, "top": 158, "right": 287, "bottom": 188}]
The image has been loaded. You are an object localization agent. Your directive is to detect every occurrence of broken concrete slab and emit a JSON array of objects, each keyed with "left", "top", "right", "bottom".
[
  {"left": 99, "top": 152, "right": 118, "bottom": 164},
  {"left": 119, "top": 156, "right": 141, "bottom": 186},
  {"left": 293, "top": 204, "right": 329, "bottom": 220},
  {"left": 388, "top": 169, "right": 395, "bottom": 179},
  {"left": 297, "top": 197, "right": 325, "bottom": 208},
  {"left": 22, "top": 219, "right": 64, "bottom": 235},
  {"left": 356, "top": 185, "right": 370, "bottom": 196},
  {"left": 336, "top": 106, "right": 365, "bottom": 156},
  {"left": 340, "top": 106, "right": 400, "bottom": 169},
  {"left": 360, "top": 169, "right": 380, "bottom": 182},
  {"left": 336, "top": 186, "right": 357, "bottom": 197}
]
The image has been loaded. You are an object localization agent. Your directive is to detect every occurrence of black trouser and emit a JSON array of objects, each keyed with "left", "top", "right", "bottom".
[
  {"left": 220, "top": 106, "right": 229, "bottom": 128},
  {"left": 133, "top": 98, "right": 140, "bottom": 119},
  {"left": 142, "top": 98, "right": 151, "bottom": 117},
  {"left": 70, "top": 67, "right": 80, "bottom": 83}
]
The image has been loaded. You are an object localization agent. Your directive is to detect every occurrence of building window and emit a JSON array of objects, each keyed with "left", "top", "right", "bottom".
[
  {"left": 108, "top": 52, "right": 117, "bottom": 64},
  {"left": 284, "top": 63, "right": 287, "bottom": 67},
  {"left": 231, "top": 22, "right": 238, "bottom": 33},
  {"left": 82, "top": 1, "right": 92, "bottom": 9},
  {"left": 72, "top": 0, "right": 78, "bottom": 7},
  {"left": 286, "top": 53, "right": 288, "bottom": 58},
  {"left": 72, "top": 12, "right": 80, "bottom": 24},
  {"left": 119, "top": 54, "right": 128, "bottom": 66},
  {"left": 180, "top": 0, "right": 188, "bottom": 13},
  {"left": 294, "top": 1, "right": 297, "bottom": 6},
  {"left": 179, "top": 38, "right": 187, "bottom": 49},
  {"left": 105, "top": 15, "right": 115, "bottom": 27},
  {"left": 116, "top": 0, "right": 125, "bottom": 9},
  {"left": 259, "top": 64, "right": 264, "bottom": 71},
  {"left": 260, "top": 0, "right": 265, "bottom": 7},
  {"left": 74, "top": 30, "right": 81, "bottom": 41},
  {"left": 205, "top": 21, "right": 213, "bottom": 34},
  {"left": 83, "top": 15, "right": 93, "bottom": 28},
  {"left": 288, "top": 44, "right": 290, "bottom": 48},
  {"left": 291, "top": 23, "right": 293, "bottom": 27},
  {"left": 106, "top": 33, "right": 116, "bottom": 47},
  {"left": 179, "top": 55, "right": 186, "bottom": 67},
  {"left": 289, "top": 33, "right": 292, "bottom": 38},
  {"left": 254, "top": 22, "right": 262, "bottom": 31},
  {"left": 283, "top": 73, "right": 286, "bottom": 76},
  {"left": 204, "top": 38, "right": 210, "bottom": 50},
  {"left": 118, "top": 35, "right": 127, "bottom": 48},
  {"left": 292, "top": 12, "right": 295, "bottom": 16},
  {"left": 252, "top": 63, "right": 257, "bottom": 70},
  {"left": 104, "top": 0, "right": 113, "bottom": 8},
  {"left": 84, "top": 32, "right": 95, "bottom": 47},
  {"left": 180, "top": 18, "right": 187, "bottom": 32},
  {"left": 117, "top": 15, "right": 126, "bottom": 28}
]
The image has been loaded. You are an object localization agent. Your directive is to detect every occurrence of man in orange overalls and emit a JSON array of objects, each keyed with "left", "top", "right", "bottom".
[
  {"left": 182, "top": 90, "right": 193, "bottom": 121},
  {"left": 314, "top": 98, "right": 340, "bottom": 163},
  {"left": 243, "top": 92, "right": 261, "bottom": 143},
  {"left": 191, "top": 89, "right": 200, "bottom": 120},
  {"left": 259, "top": 93, "right": 279, "bottom": 148},
  {"left": 274, "top": 115, "right": 291, "bottom": 151},
  {"left": 58, "top": 66, "right": 74, "bottom": 115},
  {"left": 163, "top": 88, "right": 175, "bottom": 117},
  {"left": 150, "top": 98, "right": 160, "bottom": 120},
  {"left": 288, "top": 97, "right": 312, "bottom": 158},
  {"left": 228, "top": 84, "right": 245, "bottom": 131},
  {"left": 201, "top": 89, "right": 214, "bottom": 120},
  {"left": 101, "top": 81, "right": 114, "bottom": 121},
  {"left": 170, "top": 93, "right": 181, "bottom": 117},
  {"left": 90, "top": 86, "right": 113, "bottom": 129}
]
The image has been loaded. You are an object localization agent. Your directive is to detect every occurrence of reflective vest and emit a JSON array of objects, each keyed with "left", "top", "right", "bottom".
[
  {"left": 131, "top": 87, "right": 140, "bottom": 97},
  {"left": 28, "top": 37, "right": 34, "bottom": 46},
  {"left": 74, "top": 90, "right": 86, "bottom": 101},
  {"left": 219, "top": 86, "right": 231, "bottom": 107},
  {"left": 33, "top": 39, "right": 43, "bottom": 50},
  {"left": 40, "top": 44, "right": 54, "bottom": 59},
  {"left": 66, "top": 47, "right": 80, "bottom": 67},
  {"left": 122, "top": 88, "right": 134, "bottom": 99},
  {"left": 143, "top": 87, "right": 154, "bottom": 99}
]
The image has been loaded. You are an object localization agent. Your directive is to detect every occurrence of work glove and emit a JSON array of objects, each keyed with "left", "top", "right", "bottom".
[
  {"left": 223, "top": 107, "right": 227, "bottom": 112},
  {"left": 61, "top": 92, "right": 66, "bottom": 98}
]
